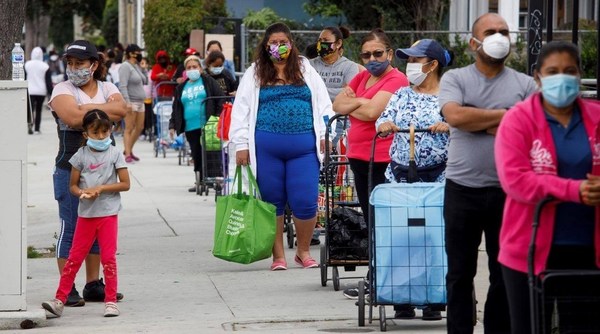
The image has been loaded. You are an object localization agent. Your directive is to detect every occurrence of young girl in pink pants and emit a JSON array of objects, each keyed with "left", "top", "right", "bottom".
[{"left": 43, "top": 109, "right": 130, "bottom": 318}]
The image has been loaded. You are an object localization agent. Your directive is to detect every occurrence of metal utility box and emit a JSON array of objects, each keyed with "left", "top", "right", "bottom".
[{"left": 0, "top": 81, "right": 28, "bottom": 311}]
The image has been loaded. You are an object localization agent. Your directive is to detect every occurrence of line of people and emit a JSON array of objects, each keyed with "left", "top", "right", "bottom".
[
  {"left": 39, "top": 14, "right": 600, "bottom": 332},
  {"left": 229, "top": 15, "right": 600, "bottom": 334}
]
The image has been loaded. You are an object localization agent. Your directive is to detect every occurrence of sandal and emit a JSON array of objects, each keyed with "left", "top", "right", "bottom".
[{"left": 294, "top": 255, "right": 319, "bottom": 269}]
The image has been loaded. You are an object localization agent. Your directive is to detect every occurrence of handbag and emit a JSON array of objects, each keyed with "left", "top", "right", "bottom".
[{"left": 212, "top": 166, "right": 276, "bottom": 264}]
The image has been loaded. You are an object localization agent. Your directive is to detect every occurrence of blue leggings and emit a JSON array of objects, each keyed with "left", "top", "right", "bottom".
[{"left": 255, "top": 130, "right": 319, "bottom": 219}]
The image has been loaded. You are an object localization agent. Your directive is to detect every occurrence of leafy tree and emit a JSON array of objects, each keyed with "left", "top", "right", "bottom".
[
  {"left": 102, "top": 0, "right": 119, "bottom": 48},
  {"left": 243, "top": 8, "right": 298, "bottom": 30},
  {"left": 572, "top": 20, "right": 597, "bottom": 79},
  {"left": 143, "top": 0, "right": 227, "bottom": 65},
  {"left": 303, "top": 0, "right": 448, "bottom": 31}
]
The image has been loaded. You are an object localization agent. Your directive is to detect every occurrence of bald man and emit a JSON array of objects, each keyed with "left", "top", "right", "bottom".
[{"left": 439, "top": 13, "right": 537, "bottom": 334}]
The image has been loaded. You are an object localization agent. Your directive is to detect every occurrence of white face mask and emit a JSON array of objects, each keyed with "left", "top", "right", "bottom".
[
  {"left": 406, "top": 62, "right": 431, "bottom": 86},
  {"left": 473, "top": 33, "right": 510, "bottom": 60}
]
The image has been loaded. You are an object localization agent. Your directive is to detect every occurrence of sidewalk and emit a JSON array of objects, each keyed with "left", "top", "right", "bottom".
[{"left": 22, "top": 111, "right": 489, "bottom": 333}]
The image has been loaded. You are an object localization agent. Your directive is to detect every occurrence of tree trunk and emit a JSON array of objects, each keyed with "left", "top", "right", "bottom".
[
  {"left": 0, "top": 1, "right": 27, "bottom": 80},
  {"left": 25, "top": 15, "right": 51, "bottom": 60}
]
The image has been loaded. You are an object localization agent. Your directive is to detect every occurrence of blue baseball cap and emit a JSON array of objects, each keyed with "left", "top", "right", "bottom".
[{"left": 395, "top": 39, "right": 450, "bottom": 67}]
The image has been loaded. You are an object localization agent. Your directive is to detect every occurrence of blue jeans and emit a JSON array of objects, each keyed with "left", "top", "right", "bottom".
[{"left": 53, "top": 167, "right": 99, "bottom": 258}]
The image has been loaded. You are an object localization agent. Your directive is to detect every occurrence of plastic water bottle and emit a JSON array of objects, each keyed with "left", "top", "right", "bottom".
[{"left": 12, "top": 43, "right": 25, "bottom": 81}]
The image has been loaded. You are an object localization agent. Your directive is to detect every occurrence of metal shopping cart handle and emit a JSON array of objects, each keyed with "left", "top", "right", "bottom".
[{"left": 527, "top": 196, "right": 555, "bottom": 334}]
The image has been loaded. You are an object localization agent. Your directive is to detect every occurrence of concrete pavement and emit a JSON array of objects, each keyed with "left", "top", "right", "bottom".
[{"left": 18, "top": 110, "right": 490, "bottom": 333}]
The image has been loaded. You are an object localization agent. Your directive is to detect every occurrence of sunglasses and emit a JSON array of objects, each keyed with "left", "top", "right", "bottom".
[{"left": 359, "top": 49, "right": 389, "bottom": 60}]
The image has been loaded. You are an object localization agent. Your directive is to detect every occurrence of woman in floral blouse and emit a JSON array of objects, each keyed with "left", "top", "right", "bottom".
[
  {"left": 377, "top": 39, "right": 452, "bottom": 185},
  {"left": 375, "top": 39, "right": 452, "bottom": 321}
]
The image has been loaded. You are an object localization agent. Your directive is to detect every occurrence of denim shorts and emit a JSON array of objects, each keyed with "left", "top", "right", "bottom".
[{"left": 53, "top": 167, "right": 99, "bottom": 258}]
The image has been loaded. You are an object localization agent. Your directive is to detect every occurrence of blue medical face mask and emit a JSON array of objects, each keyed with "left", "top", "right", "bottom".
[
  {"left": 365, "top": 59, "right": 389, "bottom": 77},
  {"left": 87, "top": 137, "right": 112, "bottom": 151},
  {"left": 209, "top": 66, "right": 224, "bottom": 75},
  {"left": 186, "top": 69, "right": 201, "bottom": 81},
  {"left": 540, "top": 73, "right": 580, "bottom": 108}
]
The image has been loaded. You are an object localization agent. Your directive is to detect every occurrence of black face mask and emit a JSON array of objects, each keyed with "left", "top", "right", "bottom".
[
  {"left": 158, "top": 59, "right": 167, "bottom": 67},
  {"left": 135, "top": 54, "right": 142, "bottom": 63},
  {"left": 317, "top": 42, "right": 335, "bottom": 58}
]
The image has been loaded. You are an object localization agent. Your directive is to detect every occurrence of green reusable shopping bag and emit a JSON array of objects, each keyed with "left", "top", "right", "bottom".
[
  {"left": 204, "top": 115, "right": 221, "bottom": 151},
  {"left": 212, "top": 166, "right": 276, "bottom": 264}
]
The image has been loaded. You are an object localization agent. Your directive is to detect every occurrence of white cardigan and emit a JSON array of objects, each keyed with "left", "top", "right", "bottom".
[{"left": 229, "top": 57, "right": 334, "bottom": 175}]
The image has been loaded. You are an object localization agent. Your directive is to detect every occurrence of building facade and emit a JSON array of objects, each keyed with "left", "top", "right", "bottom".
[{"left": 450, "top": 0, "right": 599, "bottom": 32}]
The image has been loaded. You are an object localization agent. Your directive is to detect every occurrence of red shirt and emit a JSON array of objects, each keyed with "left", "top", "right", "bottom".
[{"left": 346, "top": 68, "right": 408, "bottom": 162}]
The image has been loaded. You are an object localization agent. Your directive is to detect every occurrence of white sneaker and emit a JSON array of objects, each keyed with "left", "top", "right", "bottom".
[
  {"left": 42, "top": 299, "right": 64, "bottom": 317},
  {"left": 104, "top": 302, "right": 120, "bottom": 317}
]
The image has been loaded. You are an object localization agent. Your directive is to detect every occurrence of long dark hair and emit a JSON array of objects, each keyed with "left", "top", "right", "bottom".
[
  {"left": 95, "top": 52, "right": 108, "bottom": 81},
  {"left": 254, "top": 22, "right": 304, "bottom": 86}
]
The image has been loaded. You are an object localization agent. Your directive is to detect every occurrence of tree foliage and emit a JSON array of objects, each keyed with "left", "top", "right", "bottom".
[
  {"left": 303, "top": 0, "right": 449, "bottom": 31},
  {"left": 143, "top": 0, "right": 227, "bottom": 65},
  {"left": 101, "top": 0, "right": 119, "bottom": 48},
  {"left": 242, "top": 8, "right": 298, "bottom": 30}
]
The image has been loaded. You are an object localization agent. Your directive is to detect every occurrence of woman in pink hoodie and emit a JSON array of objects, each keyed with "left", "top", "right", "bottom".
[{"left": 495, "top": 41, "right": 600, "bottom": 334}]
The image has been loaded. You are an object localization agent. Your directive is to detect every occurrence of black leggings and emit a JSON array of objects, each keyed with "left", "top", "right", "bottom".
[
  {"left": 29, "top": 95, "right": 45, "bottom": 132},
  {"left": 185, "top": 128, "right": 203, "bottom": 174},
  {"left": 347, "top": 158, "right": 387, "bottom": 224}
]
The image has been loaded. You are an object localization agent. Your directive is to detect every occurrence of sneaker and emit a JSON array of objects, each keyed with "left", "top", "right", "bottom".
[
  {"left": 394, "top": 307, "right": 416, "bottom": 319},
  {"left": 343, "top": 280, "right": 370, "bottom": 300},
  {"left": 64, "top": 284, "right": 85, "bottom": 307},
  {"left": 130, "top": 153, "right": 140, "bottom": 161},
  {"left": 421, "top": 307, "right": 443, "bottom": 321},
  {"left": 104, "top": 302, "right": 120, "bottom": 317},
  {"left": 83, "top": 279, "right": 124, "bottom": 302},
  {"left": 42, "top": 299, "right": 64, "bottom": 317},
  {"left": 125, "top": 155, "right": 134, "bottom": 163},
  {"left": 343, "top": 287, "right": 359, "bottom": 299},
  {"left": 310, "top": 238, "right": 321, "bottom": 246}
]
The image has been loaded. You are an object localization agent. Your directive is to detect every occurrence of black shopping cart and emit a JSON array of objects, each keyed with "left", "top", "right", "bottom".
[
  {"left": 528, "top": 198, "right": 600, "bottom": 334},
  {"left": 319, "top": 114, "right": 368, "bottom": 291},
  {"left": 196, "top": 96, "right": 234, "bottom": 199}
]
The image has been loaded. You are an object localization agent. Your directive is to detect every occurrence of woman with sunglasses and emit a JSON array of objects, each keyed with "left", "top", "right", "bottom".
[{"left": 333, "top": 28, "right": 408, "bottom": 226}]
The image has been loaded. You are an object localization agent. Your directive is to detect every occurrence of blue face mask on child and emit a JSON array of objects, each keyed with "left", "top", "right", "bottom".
[
  {"left": 540, "top": 73, "right": 580, "bottom": 108},
  {"left": 87, "top": 137, "right": 112, "bottom": 151}
]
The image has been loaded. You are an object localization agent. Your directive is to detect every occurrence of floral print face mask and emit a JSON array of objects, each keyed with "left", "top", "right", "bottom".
[
  {"left": 268, "top": 42, "right": 292, "bottom": 62},
  {"left": 66, "top": 65, "right": 94, "bottom": 87}
]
